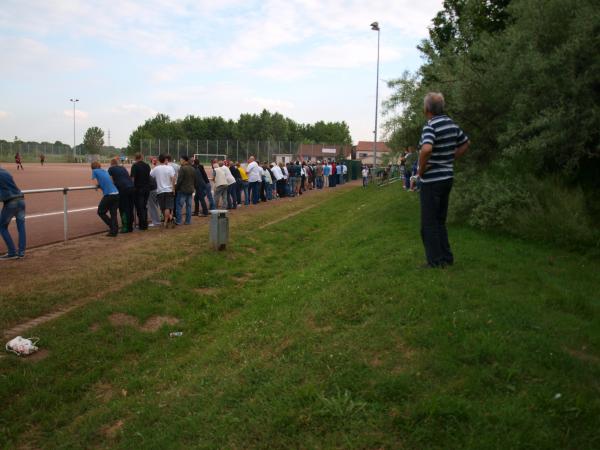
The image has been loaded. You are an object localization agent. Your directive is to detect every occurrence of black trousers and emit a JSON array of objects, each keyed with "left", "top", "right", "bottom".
[
  {"left": 419, "top": 179, "right": 454, "bottom": 267},
  {"left": 118, "top": 187, "right": 135, "bottom": 231},
  {"left": 98, "top": 194, "right": 120, "bottom": 235},
  {"left": 277, "top": 179, "right": 286, "bottom": 197},
  {"left": 194, "top": 185, "right": 208, "bottom": 215},
  {"left": 134, "top": 188, "right": 149, "bottom": 230}
]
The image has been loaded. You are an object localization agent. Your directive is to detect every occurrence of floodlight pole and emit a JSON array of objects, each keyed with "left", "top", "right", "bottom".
[
  {"left": 371, "top": 21, "right": 380, "bottom": 167},
  {"left": 70, "top": 98, "right": 79, "bottom": 157}
]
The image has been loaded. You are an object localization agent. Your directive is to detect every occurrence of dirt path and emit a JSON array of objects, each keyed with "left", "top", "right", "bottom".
[{"left": 1, "top": 181, "right": 360, "bottom": 338}]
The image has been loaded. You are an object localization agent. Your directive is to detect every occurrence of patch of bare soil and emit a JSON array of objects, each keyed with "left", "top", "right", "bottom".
[
  {"left": 102, "top": 419, "right": 124, "bottom": 439},
  {"left": 566, "top": 347, "right": 600, "bottom": 364},
  {"left": 155, "top": 279, "right": 172, "bottom": 286},
  {"left": 93, "top": 382, "right": 115, "bottom": 403},
  {"left": 232, "top": 273, "right": 253, "bottom": 285},
  {"left": 306, "top": 315, "right": 333, "bottom": 333},
  {"left": 89, "top": 323, "right": 101, "bottom": 332},
  {"left": 194, "top": 287, "right": 219, "bottom": 296},
  {"left": 139, "top": 316, "right": 180, "bottom": 332},
  {"left": 108, "top": 313, "right": 140, "bottom": 328},
  {"left": 21, "top": 348, "right": 51, "bottom": 363},
  {"left": 108, "top": 313, "right": 179, "bottom": 333},
  {"left": 369, "top": 356, "right": 384, "bottom": 368}
]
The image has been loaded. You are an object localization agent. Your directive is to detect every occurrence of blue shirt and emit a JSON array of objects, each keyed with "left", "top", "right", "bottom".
[
  {"left": 92, "top": 169, "right": 119, "bottom": 196},
  {"left": 419, "top": 115, "right": 468, "bottom": 184},
  {"left": 323, "top": 165, "right": 331, "bottom": 176},
  {"left": 0, "top": 168, "right": 23, "bottom": 203}
]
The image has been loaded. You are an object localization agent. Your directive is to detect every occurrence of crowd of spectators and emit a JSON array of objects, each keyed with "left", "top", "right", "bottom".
[{"left": 91, "top": 154, "right": 350, "bottom": 235}]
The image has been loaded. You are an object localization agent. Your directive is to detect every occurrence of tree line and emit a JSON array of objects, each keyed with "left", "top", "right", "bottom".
[
  {"left": 126, "top": 109, "right": 352, "bottom": 155},
  {"left": 382, "top": 0, "right": 600, "bottom": 249}
]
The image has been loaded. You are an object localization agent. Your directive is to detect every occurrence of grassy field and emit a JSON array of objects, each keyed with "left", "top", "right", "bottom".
[{"left": 1, "top": 182, "right": 599, "bottom": 449}]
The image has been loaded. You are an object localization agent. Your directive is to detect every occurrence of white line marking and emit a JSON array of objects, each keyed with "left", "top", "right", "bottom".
[{"left": 26, "top": 206, "right": 97, "bottom": 219}]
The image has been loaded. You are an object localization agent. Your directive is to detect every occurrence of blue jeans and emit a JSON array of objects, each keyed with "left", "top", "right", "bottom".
[
  {"left": 249, "top": 181, "right": 260, "bottom": 204},
  {"left": 316, "top": 176, "right": 323, "bottom": 189},
  {"left": 1, "top": 198, "right": 26, "bottom": 256},
  {"left": 175, "top": 192, "right": 193, "bottom": 224},
  {"left": 265, "top": 183, "right": 273, "bottom": 200},
  {"left": 206, "top": 184, "right": 216, "bottom": 210},
  {"left": 227, "top": 184, "right": 237, "bottom": 209},
  {"left": 242, "top": 181, "right": 250, "bottom": 205}
]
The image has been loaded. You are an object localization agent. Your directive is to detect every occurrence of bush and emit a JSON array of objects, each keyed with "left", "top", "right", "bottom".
[
  {"left": 450, "top": 164, "right": 533, "bottom": 230},
  {"left": 450, "top": 166, "right": 600, "bottom": 253}
]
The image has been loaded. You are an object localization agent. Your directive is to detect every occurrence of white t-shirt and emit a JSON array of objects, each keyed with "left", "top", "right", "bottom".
[
  {"left": 225, "top": 166, "right": 236, "bottom": 185},
  {"left": 150, "top": 164, "right": 175, "bottom": 194},
  {"left": 214, "top": 166, "right": 228, "bottom": 186},
  {"left": 270, "top": 165, "right": 283, "bottom": 181},
  {"left": 169, "top": 162, "right": 180, "bottom": 178},
  {"left": 362, "top": 168, "right": 369, "bottom": 177},
  {"left": 264, "top": 169, "right": 272, "bottom": 184},
  {"left": 246, "top": 161, "right": 261, "bottom": 182}
]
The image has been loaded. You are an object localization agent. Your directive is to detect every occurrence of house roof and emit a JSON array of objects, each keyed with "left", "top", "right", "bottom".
[{"left": 355, "top": 141, "right": 391, "bottom": 152}]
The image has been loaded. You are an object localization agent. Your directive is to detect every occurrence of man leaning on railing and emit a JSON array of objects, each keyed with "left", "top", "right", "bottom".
[{"left": 0, "top": 163, "right": 26, "bottom": 259}]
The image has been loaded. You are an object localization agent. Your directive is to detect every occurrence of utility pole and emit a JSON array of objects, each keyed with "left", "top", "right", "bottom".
[
  {"left": 69, "top": 98, "right": 79, "bottom": 157},
  {"left": 370, "top": 21, "right": 380, "bottom": 167}
]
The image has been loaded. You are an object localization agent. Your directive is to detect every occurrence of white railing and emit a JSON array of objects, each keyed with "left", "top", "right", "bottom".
[{"left": 21, "top": 186, "right": 97, "bottom": 241}]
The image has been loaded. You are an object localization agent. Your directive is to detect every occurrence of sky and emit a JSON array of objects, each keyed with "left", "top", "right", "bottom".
[{"left": 0, "top": 0, "right": 442, "bottom": 148}]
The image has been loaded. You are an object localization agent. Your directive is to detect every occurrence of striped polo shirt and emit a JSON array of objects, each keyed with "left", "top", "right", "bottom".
[{"left": 419, "top": 115, "right": 468, "bottom": 184}]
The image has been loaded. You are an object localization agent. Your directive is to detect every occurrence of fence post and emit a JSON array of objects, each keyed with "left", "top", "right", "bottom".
[{"left": 63, "top": 188, "right": 69, "bottom": 241}]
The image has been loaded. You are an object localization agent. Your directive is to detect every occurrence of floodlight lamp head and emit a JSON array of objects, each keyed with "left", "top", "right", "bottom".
[{"left": 370, "top": 21, "right": 379, "bottom": 31}]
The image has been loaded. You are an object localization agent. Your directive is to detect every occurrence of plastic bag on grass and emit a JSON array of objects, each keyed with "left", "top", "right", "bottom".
[{"left": 5, "top": 336, "right": 39, "bottom": 356}]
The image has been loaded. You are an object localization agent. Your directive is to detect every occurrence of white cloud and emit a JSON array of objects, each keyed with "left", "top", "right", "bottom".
[
  {"left": 0, "top": 111, "right": 8, "bottom": 120},
  {"left": 63, "top": 109, "right": 89, "bottom": 120},
  {"left": 111, "top": 104, "right": 158, "bottom": 117},
  {"left": 245, "top": 97, "right": 294, "bottom": 111},
  {"left": 0, "top": 37, "right": 93, "bottom": 75}
]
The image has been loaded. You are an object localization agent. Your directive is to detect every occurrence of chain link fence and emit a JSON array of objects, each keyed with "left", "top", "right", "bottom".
[
  {"left": 0, "top": 141, "right": 79, "bottom": 162},
  {"left": 0, "top": 139, "right": 352, "bottom": 164},
  {"left": 139, "top": 139, "right": 351, "bottom": 163}
]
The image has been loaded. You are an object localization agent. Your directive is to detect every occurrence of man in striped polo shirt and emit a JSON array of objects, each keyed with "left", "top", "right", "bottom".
[{"left": 417, "top": 92, "right": 470, "bottom": 268}]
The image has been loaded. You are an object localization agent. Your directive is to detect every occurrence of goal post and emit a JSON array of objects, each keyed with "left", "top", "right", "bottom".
[{"left": 193, "top": 153, "right": 227, "bottom": 165}]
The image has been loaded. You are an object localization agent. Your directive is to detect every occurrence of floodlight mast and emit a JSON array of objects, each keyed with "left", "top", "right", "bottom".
[
  {"left": 371, "top": 21, "right": 380, "bottom": 167},
  {"left": 70, "top": 98, "right": 79, "bottom": 158}
]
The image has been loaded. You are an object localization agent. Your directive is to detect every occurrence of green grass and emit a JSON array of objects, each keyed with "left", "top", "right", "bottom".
[{"left": 1, "top": 183, "right": 599, "bottom": 449}]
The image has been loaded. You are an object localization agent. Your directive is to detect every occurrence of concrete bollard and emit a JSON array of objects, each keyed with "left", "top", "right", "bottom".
[{"left": 209, "top": 210, "right": 229, "bottom": 250}]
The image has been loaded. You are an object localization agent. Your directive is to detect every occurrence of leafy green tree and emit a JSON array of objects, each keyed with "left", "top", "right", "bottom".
[{"left": 83, "top": 126, "right": 104, "bottom": 154}]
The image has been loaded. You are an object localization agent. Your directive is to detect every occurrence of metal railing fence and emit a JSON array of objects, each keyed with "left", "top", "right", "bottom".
[{"left": 21, "top": 186, "right": 97, "bottom": 241}]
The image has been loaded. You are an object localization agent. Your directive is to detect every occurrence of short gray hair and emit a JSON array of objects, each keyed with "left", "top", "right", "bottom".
[{"left": 424, "top": 92, "right": 445, "bottom": 115}]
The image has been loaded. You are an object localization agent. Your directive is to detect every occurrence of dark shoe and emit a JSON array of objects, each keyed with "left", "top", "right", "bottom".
[
  {"left": 18, "top": 253, "right": 25, "bottom": 259},
  {"left": 0, "top": 253, "right": 18, "bottom": 260},
  {"left": 106, "top": 232, "right": 118, "bottom": 237}
]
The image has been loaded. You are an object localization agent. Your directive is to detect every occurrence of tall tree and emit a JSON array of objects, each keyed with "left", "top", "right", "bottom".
[{"left": 83, "top": 127, "right": 104, "bottom": 154}]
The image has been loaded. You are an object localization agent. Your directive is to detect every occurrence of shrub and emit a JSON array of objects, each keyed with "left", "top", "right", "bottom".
[{"left": 451, "top": 166, "right": 600, "bottom": 253}]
